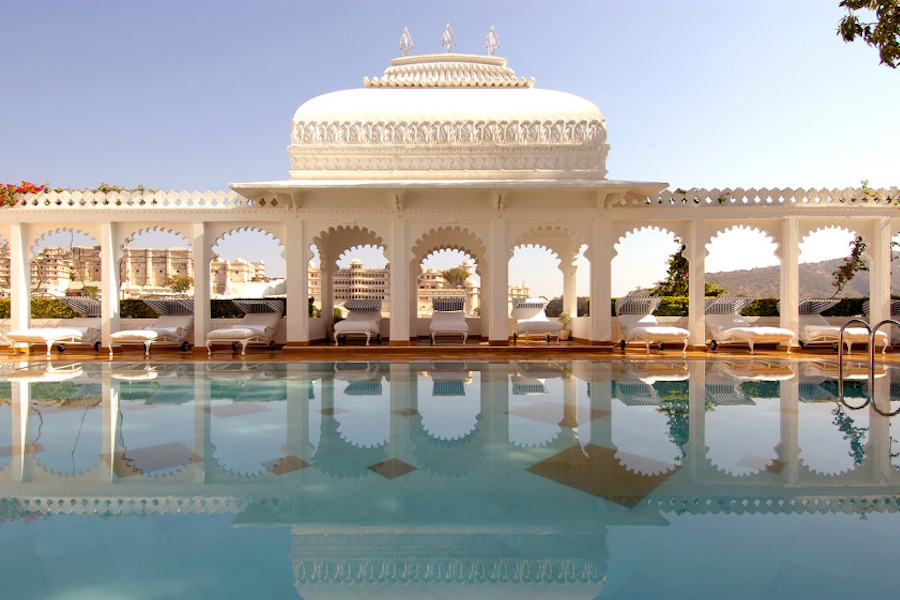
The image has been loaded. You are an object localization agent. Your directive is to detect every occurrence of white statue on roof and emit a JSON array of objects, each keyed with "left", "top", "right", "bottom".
[
  {"left": 484, "top": 26, "right": 499, "bottom": 56},
  {"left": 398, "top": 28, "right": 414, "bottom": 57},
  {"left": 441, "top": 23, "right": 456, "bottom": 53}
]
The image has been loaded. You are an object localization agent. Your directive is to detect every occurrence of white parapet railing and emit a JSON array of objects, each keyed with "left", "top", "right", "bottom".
[
  {"left": 7, "top": 186, "right": 900, "bottom": 211},
  {"left": 649, "top": 186, "right": 900, "bottom": 208}
]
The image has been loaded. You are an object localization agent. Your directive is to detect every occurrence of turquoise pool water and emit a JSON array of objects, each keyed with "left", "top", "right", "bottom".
[{"left": 0, "top": 358, "right": 898, "bottom": 599}]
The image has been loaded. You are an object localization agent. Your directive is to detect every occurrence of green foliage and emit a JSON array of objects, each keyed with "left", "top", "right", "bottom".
[
  {"left": 839, "top": 0, "right": 900, "bottom": 67},
  {"left": 120, "top": 300, "right": 157, "bottom": 318},
  {"left": 832, "top": 405, "right": 869, "bottom": 464},
  {"left": 440, "top": 266, "right": 470, "bottom": 288},
  {"left": 743, "top": 298, "right": 780, "bottom": 317},
  {"left": 163, "top": 275, "right": 193, "bottom": 294},
  {"left": 822, "top": 297, "right": 868, "bottom": 316},
  {"left": 333, "top": 307, "right": 344, "bottom": 324},
  {"left": 650, "top": 242, "right": 727, "bottom": 297},
  {"left": 545, "top": 296, "right": 590, "bottom": 317},
  {"left": 832, "top": 235, "right": 868, "bottom": 296},
  {"left": 740, "top": 381, "right": 781, "bottom": 399},
  {"left": 308, "top": 296, "right": 320, "bottom": 318},
  {"left": 80, "top": 285, "right": 99, "bottom": 298},
  {"left": 30, "top": 298, "right": 77, "bottom": 319}
]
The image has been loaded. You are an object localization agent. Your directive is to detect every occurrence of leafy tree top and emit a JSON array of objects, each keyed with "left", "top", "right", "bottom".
[{"left": 839, "top": 0, "right": 900, "bottom": 68}]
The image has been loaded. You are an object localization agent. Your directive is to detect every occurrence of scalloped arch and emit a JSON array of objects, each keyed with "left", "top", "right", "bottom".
[
  {"left": 30, "top": 227, "right": 99, "bottom": 254},
  {"left": 512, "top": 225, "right": 585, "bottom": 265},
  {"left": 120, "top": 225, "right": 191, "bottom": 250},
  {"left": 411, "top": 226, "right": 487, "bottom": 268},
  {"left": 212, "top": 227, "right": 285, "bottom": 261},
  {"left": 709, "top": 224, "right": 780, "bottom": 261},
  {"left": 613, "top": 225, "right": 680, "bottom": 257},
  {"left": 314, "top": 226, "right": 385, "bottom": 266}
]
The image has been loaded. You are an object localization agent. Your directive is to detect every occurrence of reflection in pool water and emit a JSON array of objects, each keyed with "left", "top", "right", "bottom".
[{"left": 0, "top": 358, "right": 899, "bottom": 599}]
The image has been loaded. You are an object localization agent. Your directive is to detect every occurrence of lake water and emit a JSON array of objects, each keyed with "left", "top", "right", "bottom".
[{"left": 0, "top": 358, "right": 898, "bottom": 599}]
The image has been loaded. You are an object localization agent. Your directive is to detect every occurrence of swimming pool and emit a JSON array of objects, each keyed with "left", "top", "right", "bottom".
[{"left": 0, "top": 357, "right": 898, "bottom": 599}]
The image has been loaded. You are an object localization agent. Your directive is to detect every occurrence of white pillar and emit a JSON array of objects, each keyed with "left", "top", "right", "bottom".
[
  {"left": 687, "top": 219, "right": 706, "bottom": 346},
  {"left": 285, "top": 217, "right": 310, "bottom": 346},
  {"left": 388, "top": 219, "right": 410, "bottom": 345},
  {"left": 191, "top": 222, "right": 211, "bottom": 349},
  {"left": 779, "top": 217, "right": 800, "bottom": 336},
  {"left": 562, "top": 259, "right": 577, "bottom": 318},
  {"left": 9, "top": 223, "right": 30, "bottom": 331},
  {"left": 866, "top": 216, "right": 891, "bottom": 326},
  {"left": 99, "top": 222, "right": 120, "bottom": 348},
  {"left": 590, "top": 219, "right": 613, "bottom": 344},
  {"left": 488, "top": 220, "right": 509, "bottom": 345}
]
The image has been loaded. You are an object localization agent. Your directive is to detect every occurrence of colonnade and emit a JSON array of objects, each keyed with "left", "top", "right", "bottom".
[{"left": 2, "top": 188, "right": 898, "bottom": 349}]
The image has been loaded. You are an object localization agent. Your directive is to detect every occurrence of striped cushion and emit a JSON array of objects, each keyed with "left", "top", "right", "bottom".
[
  {"left": 705, "top": 296, "right": 751, "bottom": 315},
  {"left": 143, "top": 298, "right": 195, "bottom": 316},
  {"left": 59, "top": 296, "right": 102, "bottom": 317},
  {"left": 615, "top": 295, "right": 661, "bottom": 316},
  {"left": 432, "top": 297, "right": 465, "bottom": 312},
  {"left": 233, "top": 299, "right": 285, "bottom": 315},
  {"left": 796, "top": 299, "right": 838, "bottom": 315},
  {"left": 343, "top": 298, "right": 382, "bottom": 311}
]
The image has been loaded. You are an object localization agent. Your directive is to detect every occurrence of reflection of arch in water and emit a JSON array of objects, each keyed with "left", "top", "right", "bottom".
[
  {"left": 29, "top": 385, "right": 103, "bottom": 477},
  {"left": 116, "top": 388, "right": 197, "bottom": 478},
  {"left": 706, "top": 398, "right": 781, "bottom": 477},
  {"left": 209, "top": 397, "right": 288, "bottom": 478},
  {"left": 0, "top": 401, "right": 11, "bottom": 471},
  {"left": 507, "top": 388, "right": 563, "bottom": 449},
  {"left": 798, "top": 403, "right": 869, "bottom": 476},
  {"left": 333, "top": 364, "right": 390, "bottom": 449},
  {"left": 611, "top": 400, "right": 680, "bottom": 476},
  {"left": 419, "top": 365, "right": 478, "bottom": 442},
  {"left": 312, "top": 418, "right": 388, "bottom": 479}
]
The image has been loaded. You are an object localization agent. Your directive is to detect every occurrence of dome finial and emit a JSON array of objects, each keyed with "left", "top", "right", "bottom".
[
  {"left": 398, "top": 28, "right": 414, "bottom": 57},
  {"left": 484, "top": 26, "right": 499, "bottom": 56},
  {"left": 441, "top": 23, "right": 456, "bottom": 53}
]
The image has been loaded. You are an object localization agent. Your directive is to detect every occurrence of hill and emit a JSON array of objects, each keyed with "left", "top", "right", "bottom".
[{"left": 706, "top": 258, "right": 896, "bottom": 298}]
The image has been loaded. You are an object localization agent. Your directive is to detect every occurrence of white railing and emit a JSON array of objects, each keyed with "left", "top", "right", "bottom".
[
  {"left": 9, "top": 190, "right": 256, "bottom": 211},
  {"left": 8, "top": 186, "right": 900, "bottom": 211},
  {"left": 649, "top": 186, "right": 900, "bottom": 208}
]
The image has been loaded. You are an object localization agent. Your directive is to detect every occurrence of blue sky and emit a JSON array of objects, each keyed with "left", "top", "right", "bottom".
[{"left": 3, "top": 1, "right": 898, "bottom": 295}]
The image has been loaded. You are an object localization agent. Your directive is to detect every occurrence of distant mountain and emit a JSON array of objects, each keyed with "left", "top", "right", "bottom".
[{"left": 706, "top": 258, "right": 896, "bottom": 298}]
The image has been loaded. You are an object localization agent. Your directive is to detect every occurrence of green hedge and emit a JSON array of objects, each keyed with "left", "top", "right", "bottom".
[{"left": 609, "top": 297, "right": 867, "bottom": 317}]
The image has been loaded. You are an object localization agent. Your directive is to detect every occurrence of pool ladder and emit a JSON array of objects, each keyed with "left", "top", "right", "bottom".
[{"left": 837, "top": 318, "right": 900, "bottom": 416}]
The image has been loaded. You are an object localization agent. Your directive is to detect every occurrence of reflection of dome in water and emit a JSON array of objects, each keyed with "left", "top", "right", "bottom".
[{"left": 288, "top": 53, "right": 609, "bottom": 182}]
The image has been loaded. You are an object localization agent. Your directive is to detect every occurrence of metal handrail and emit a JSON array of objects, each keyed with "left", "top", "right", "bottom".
[
  {"left": 837, "top": 319, "right": 872, "bottom": 409},
  {"left": 869, "top": 319, "right": 900, "bottom": 416}
]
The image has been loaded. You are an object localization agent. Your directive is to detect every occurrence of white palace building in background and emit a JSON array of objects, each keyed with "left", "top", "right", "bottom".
[{"left": 2, "top": 30, "right": 899, "bottom": 350}]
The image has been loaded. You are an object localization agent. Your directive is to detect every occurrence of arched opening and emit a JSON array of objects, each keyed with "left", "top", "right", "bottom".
[
  {"left": 120, "top": 228, "right": 192, "bottom": 299},
  {"left": 31, "top": 229, "right": 99, "bottom": 298},
  {"left": 210, "top": 229, "right": 285, "bottom": 299}
]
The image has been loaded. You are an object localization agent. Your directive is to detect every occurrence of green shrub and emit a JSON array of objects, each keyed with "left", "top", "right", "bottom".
[{"left": 823, "top": 298, "right": 867, "bottom": 317}]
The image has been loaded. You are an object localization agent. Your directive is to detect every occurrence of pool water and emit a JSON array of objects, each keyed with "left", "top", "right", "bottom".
[{"left": 0, "top": 358, "right": 898, "bottom": 599}]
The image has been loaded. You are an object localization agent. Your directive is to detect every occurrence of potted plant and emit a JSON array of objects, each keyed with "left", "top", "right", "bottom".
[{"left": 558, "top": 312, "right": 572, "bottom": 341}]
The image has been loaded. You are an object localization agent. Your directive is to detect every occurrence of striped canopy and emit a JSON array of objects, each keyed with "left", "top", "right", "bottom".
[
  {"left": 59, "top": 296, "right": 101, "bottom": 317},
  {"left": 797, "top": 299, "right": 839, "bottom": 315},
  {"left": 615, "top": 295, "right": 661, "bottom": 316},
  {"left": 704, "top": 296, "right": 752, "bottom": 315},
  {"left": 143, "top": 298, "right": 195, "bottom": 316},
  {"left": 861, "top": 300, "right": 900, "bottom": 316},
  {"left": 233, "top": 299, "right": 285, "bottom": 315},
  {"left": 432, "top": 297, "right": 465, "bottom": 312},
  {"left": 511, "top": 297, "right": 549, "bottom": 310},
  {"left": 343, "top": 298, "right": 383, "bottom": 311}
]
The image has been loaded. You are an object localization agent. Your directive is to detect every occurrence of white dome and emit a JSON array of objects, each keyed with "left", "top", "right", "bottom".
[{"left": 287, "top": 54, "right": 609, "bottom": 181}]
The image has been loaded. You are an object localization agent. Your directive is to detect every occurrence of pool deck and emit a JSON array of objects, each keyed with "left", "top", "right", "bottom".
[{"left": 5, "top": 339, "right": 900, "bottom": 363}]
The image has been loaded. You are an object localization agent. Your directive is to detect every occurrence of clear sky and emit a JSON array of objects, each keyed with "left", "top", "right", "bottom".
[{"left": 3, "top": 1, "right": 898, "bottom": 296}]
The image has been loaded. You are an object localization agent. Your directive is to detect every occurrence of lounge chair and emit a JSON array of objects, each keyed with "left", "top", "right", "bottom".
[
  {"left": 4, "top": 297, "right": 101, "bottom": 357},
  {"left": 333, "top": 299, "right": 382, "bottom": 345},
  {"left": 615, "top": 295, "right": 689, "bottom": 354},
  {"left": 205, "top": 299, "right": 284, "bottom": 356},
  {"left": 799, "top": 299, "right": 888, "bottom": 353},
  {"left": 511, "top": 297, "right": 562, "bottom": 344},
  {"left": 109, "top": 299, "right": 194, "bottom": 357},
  {"left": 429, "top": 297, "right": 468, "bottom": 344},
  {"left": 706, "top": 297, "right": 794, "bottom": 354},
  {"left": 333, "top": 362, "right": 383, "bottom": 395}
]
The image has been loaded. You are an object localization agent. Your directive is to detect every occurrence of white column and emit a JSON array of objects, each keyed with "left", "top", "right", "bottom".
[
  {"left": 562, "top": 259, "right": 577, "bottom": 318},
  {"left": 388, "top": 219, "right": 410, "bottom": 345},
  {"left": 99, "top": 222, "right": 120, "bottom": 348},
  {"left": 867, "top": 216, "right": 891, "bottom": 327},
  {"left": 779, "top": 217, "right": 800, "bottom": 336},
  {"left": 10, "top": 380, "right": 30, "bottom": 483},
  {"left": 590, "top": 219, "right": 613, "bottom": 344},
  {"left": 101, "top": 365, "right": 119, "bottom": 483},
  {"left": 488, "top": 219, "right": 509, "bottom": 345},
  {"left": 687, "top": 219, "right": 706, "bottom": 346},
  {"left": 191, "top": 222, "right": 211, "bottom": 349},
  {"left": 285, "top": 217, "right": 310, "bottom": 346},
  {"left": 9, "top": 223, "right": 30, "bottom": 331}
]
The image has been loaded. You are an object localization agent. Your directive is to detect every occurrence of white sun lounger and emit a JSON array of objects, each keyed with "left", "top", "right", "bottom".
[
  {"left": 429, "top": 297, "right": 468, "bottom": 344},
  {"left": 511, "top": 297, "right": 562, "bottom": 344},
  {"left": 110, "top": 314, "right": 194, "bottom": 357},
  {"left": 206, "top": 300, "right": 283, "bottom": 356},
  {"left": 797, "top": 299, "right": 887, "bottom": 353},
  {"left": 616, "top": 296, "right": 689, "bottom": 354},
  {"left": 334, "top": 299, "right": 382, "bottom": 345},
  {"left": 706, "top": 297, "right": 794, "bottom": 354},
  {"left": 4, "top": 296, "right": 103, "bottom": 357},
  {"left": 5, "top": 324, "right": 101, "bottom": 357}
]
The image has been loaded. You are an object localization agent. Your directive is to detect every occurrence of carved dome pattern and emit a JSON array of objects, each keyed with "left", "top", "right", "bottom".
[{"left": 363, "top": 53, "right": 534, "bottom": 88}]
